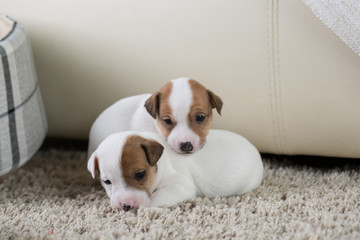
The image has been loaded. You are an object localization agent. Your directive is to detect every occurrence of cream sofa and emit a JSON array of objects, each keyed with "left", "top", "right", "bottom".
[{"left": 2, "top": 0, "right": 360, "bottom": 158}]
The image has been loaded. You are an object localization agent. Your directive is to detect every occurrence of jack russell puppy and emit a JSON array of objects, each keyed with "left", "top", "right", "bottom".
[
  {"left": 88, "top": 130, "right": 263, "bottom": 210},
  {"left": 88, "top": 77, "right": 223, "bottom": 157}
]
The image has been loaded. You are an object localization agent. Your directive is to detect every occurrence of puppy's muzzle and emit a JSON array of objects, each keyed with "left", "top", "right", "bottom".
[{"left": 180, "top": 142, "right": 193, "bottom": 153}]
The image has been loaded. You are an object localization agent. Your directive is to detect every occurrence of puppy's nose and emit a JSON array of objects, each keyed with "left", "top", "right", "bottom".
[
  {"left": 180, "top": 142, "right": 193, "bottom": 153},
  {"left": 122, "top": 204, "right": 133, "bottom": 211}
]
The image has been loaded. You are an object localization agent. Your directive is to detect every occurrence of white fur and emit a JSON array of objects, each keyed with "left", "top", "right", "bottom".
[
  {"left": 167, "top": 78, "right": 201, "bottom": 152},
  {"left": 88, "top": 94, "right": 155, "bottom": 157},
  {"left": 88, "top": 77, "right": 200, "bottom": 157},
  {"left": 88, "top": 130, "right": 264, "bottom": 209}
]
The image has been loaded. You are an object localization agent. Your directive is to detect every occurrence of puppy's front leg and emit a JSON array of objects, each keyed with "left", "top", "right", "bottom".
[{"left": 149, "top": 183, "right": 197, "bottom": 207}]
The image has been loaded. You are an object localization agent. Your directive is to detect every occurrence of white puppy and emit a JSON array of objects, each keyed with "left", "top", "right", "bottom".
[
  {"left": 88, "top": 130, "right": 263, "bottom": 210},
  {"left": 88, "top": 77, "right": 222, "bottom": 157}
]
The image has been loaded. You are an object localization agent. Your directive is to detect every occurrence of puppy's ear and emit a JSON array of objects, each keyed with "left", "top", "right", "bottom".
[
  {"left": 87, "top": 152, "right": 99, "bottom": 179},
  {"left": 141, "top": 139, "right": 164, "bottom": 166},
  {"left": 207, "top": 90, "right": 223, "bottom": 115},
  {"left": 144, "top": 92, "right": 160, "bottom": 119}
]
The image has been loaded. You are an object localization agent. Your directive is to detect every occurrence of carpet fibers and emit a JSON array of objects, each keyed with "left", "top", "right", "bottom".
[{"left": 0, "top": 147, "right": 359, "bottom": 239}]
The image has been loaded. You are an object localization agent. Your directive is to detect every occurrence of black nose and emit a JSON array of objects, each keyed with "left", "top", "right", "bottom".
[
  {"left": 122, "top": 204, "right": 132, "bottom": 211},
  {"left": 180, "top": 142, "right": 193, "bottom": 153}
]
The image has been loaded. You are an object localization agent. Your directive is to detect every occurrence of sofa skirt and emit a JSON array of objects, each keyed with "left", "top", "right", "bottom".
[{"left": 0, "top": 15, "right": 47, "bottom": 177}]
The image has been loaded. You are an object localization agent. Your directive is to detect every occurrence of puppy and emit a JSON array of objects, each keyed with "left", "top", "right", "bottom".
[
  {"left": 88, "top": 77, "right": 222, "bottom": 157},
  {"left": 88, "top": 130, "right": 263, "bottom": 210}
]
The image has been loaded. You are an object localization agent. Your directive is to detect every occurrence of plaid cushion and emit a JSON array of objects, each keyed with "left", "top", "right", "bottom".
[{"left": 0, "top": 15, "right": 47, "bottom": 176}]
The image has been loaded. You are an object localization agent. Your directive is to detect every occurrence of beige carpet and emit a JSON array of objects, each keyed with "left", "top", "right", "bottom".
[{"left": 1, "top": 146, "right": 359, "bottom": 239}]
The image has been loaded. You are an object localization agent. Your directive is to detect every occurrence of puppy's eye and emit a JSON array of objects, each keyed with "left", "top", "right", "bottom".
[
  {"left": 134, "top": 171, "right": 146, "bottom": 181},
  {"left": 103, "top": 180, "right": 112, "bottom": 185},
  {"left": 195, "top": 115, "right": 206, "bottom": 122},
  {"left": 163, "top": 118, "right": 173, "bottom": 125}
]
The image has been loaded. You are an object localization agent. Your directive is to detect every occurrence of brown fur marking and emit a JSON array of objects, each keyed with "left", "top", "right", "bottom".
[
  {"left": 188, "top": 80, "right": 217, "bottom": 147},
  {"left": 152, "top": 82, "right": 177, "bottom": 139},
  {"left": 120, "top": 135, "right": 163, "bottom": 196}
]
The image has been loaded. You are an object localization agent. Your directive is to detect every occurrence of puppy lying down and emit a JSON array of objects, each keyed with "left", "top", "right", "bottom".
[{"left": 88, "top": 130, "right": 263, "bottom": 210}]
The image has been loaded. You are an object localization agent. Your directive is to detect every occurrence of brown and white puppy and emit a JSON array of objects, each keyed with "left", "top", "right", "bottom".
[
  {"left": 88, "top": 130, "right": 264, "bottom": 210},
  {"left": 88, "top": 78, "right": 222, "bottom": 156}
]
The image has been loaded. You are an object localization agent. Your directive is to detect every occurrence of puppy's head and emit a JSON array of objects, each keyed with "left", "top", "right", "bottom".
[
  {"left": 144, "top": 78, "right": 222, "bottom": 154},
  {"left": 88, "top": 132, "right": 164, "bottom": 210}
]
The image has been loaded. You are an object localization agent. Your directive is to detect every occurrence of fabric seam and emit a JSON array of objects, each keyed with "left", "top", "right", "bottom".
[
  {"left": 0, "top": 20, "right": 17, "bottom": 42},
  {"left": 267, "top": 0, "right": 280, "bottom": 153},
  {"left": 275, "top": 0, "right": 288, "bottom": 154}
]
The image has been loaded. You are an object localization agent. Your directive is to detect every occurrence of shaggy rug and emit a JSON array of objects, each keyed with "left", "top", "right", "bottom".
[{"left": 0, "top": 142, "right": 359, "bottom": 239}]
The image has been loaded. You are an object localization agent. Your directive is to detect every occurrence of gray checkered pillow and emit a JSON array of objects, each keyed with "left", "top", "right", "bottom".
[{"left": 0, "top": 15, "right": 47, "bottom": 177}]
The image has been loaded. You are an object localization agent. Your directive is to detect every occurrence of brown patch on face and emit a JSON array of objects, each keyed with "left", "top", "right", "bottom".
[
  {"left": 145, "top": 81, "right": 177, "bottom": 139},
  {"left": 188, "top": 79, "right": 223, "bottom": 147},
  {"left": 120, "top": 135, "right": 164, "bottom": 196}
]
